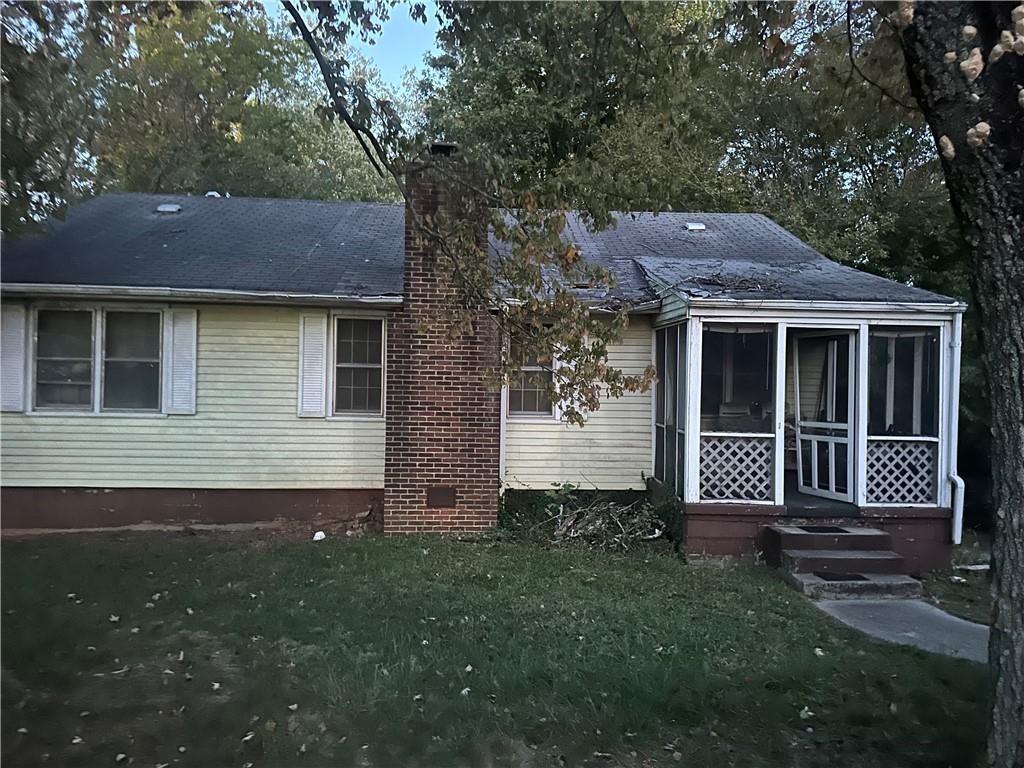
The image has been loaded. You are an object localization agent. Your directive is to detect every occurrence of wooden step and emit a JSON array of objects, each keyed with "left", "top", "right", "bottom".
[{"left": 781, "top": 548, "right": 907, "bottom": 575}]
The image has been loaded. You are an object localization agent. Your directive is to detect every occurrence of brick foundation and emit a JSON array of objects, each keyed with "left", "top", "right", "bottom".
[{"left": 382, "top": 150, "right": 501, "bottom": 534}]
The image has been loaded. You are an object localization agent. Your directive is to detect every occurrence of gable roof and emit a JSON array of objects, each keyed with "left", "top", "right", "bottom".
[{"left": 1, "top": 193, "right": 959, "bottom": 308}]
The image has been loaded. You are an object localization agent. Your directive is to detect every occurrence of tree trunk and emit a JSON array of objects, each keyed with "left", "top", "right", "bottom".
[{"left": 899, "top": 3, "right": 1024, "bottom": 766}]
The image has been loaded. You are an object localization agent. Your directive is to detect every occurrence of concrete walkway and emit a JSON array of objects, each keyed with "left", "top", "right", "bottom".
[{"left": 817, "top": 599, "right": 989, "bottom": 663}]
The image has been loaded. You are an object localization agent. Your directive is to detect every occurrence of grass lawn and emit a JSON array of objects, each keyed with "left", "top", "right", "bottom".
[{"left": 2, "top": 532, "right": 987, "bottom": 767}]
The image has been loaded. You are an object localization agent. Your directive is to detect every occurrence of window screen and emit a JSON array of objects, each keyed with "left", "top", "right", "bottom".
[
  {"left": 335, "top": 318, "right": 384, "bottom": 414},
  {"left": 103, "top": 311, "right": 161, "bottom": 410},
  {"left": 868, "top": 328, "right": 939, "bottom": 437},
  {"left": 35, "top": 310, "right": 93, "bottom": 409}
]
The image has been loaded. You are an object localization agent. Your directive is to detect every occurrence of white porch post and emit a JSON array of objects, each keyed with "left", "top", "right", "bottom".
[
  {"left": 854, "top": 323, "right": 870, "bottom": 507},
  {"left": 683, "top": 317, "right": 703, "bottom": 503},
  {"left": 937, "top": 321, "right": 951, "bottom": 508},
  {"left": 773, "top": 322, "right": 787, "bottom": 506},
  {"left": 948, "top": 313, "right": 964, "bottom": 542}
]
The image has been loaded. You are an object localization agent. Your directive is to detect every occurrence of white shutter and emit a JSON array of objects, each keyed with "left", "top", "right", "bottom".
[
  {"left": 297, "top": 312, "right": 328, "bottom": 417},
  {"left": 163, "top": 309, "right": 197, "bottom": 415},
  {"left": 1, "top": 303, "right": 27, "bottom": 412}
]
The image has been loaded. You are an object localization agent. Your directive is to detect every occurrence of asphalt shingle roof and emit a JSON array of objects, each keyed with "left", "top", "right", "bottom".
[
  {"left": 1, "top": 194, "right": 957, "bottom": 307},
  {"left": 1, "top": 193, "right": 405, "bottom": 297}
]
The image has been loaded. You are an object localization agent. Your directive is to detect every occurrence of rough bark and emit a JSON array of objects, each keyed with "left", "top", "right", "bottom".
[{"left": 899, "top": 3, "right": 1024, "bottom": 766}]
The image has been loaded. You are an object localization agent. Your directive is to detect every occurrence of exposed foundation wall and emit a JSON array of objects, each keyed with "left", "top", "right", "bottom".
[
  {"left": 1, "top": 487, "right": 383, "bottom": 531},
  {"left": 683, "top": 502, "right": 952, "bottom": 573}
]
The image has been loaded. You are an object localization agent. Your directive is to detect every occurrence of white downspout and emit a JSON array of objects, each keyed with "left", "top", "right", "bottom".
[{"left": 948, "top": 314, "right": 965, "bottom": 545}]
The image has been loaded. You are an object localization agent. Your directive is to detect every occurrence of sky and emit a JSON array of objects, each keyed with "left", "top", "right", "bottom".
[
  {"left": 352, "top": 1, "right": 440, "bottom": 86},
  {"left": 265, "top": 0, "right": 440, "bottom": 88}
]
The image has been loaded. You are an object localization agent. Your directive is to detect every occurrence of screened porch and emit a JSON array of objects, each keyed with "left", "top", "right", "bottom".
[{"left": 653, "top": 315, "right": 962, "bottom": 517}]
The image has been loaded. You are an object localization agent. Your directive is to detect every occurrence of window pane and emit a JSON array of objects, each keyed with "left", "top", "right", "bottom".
[
  {"left": 337, "top": 319, "right": 383, "bottom": 365},
  {"left": 103, "top": 312, "right": 160, "bottom": 410},
  {"left": 35, "top": 310, "right": 92, "bottom": 409},
  {"left": 104, "top": 362, "right": 160, "bottom": 410},
  {"left": 36, "top": 383, "right": 91, "bottom": 408},
  {"left": 105, "top": 312, "right": 160, "bottom": 359},
  {"left": 334, "top": 364, "right": 382, "bottom": 414},
  {"left": 509, "top": 368, "right": 553, "bottom": 415},
  {"left": 37, "top": 310, "right": 91, "bottom": 358}
]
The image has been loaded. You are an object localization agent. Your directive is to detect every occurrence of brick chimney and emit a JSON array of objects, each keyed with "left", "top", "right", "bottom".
[{"left": 382, "top": 144, "right": 501, "bottom": 533}]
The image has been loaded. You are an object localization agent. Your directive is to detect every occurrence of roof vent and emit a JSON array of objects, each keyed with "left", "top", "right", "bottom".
[
  {"left": 156, "top": 203, "right": 182, "bottom": 215},
  {"left": 685, "top": 222, "right": 706, "bottom": 232},
  {"left": 205, "top": 190, "right": 222, "bottom": 198}
]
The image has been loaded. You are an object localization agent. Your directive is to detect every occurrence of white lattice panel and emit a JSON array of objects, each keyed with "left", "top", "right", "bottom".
[
  {"left": 866, "top": 439, "right": 937, "bottom": 504},
  {"left": 699, "top": 436, "right": 773, "bottom": 501}
]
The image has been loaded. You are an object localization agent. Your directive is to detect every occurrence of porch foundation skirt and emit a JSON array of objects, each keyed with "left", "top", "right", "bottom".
[
  {"left": 683, "top": 502, "right": 953, "bottom": 573},
  {"left": 0, "top": 488, "right": 383, "bottom": 531}
]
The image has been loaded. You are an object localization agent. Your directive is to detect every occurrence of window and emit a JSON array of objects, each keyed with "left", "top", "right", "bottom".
[
  {"left": 35, "top": 310, "right": 93, "bottom": 409},
  {"left": 334, "top": 317, "right": 384, "bottom": 414},
  {"left": 103, "top": 312, "right": 161, "bottom": 410},
  {"left": 654, "top": 323, "right": 686, "bottom": 495},
  {"left": 508, "top": 336, "right": 553, "bottom": 416},
  {"left": 33, "top": 308, "right": 163, "bottom": 412},
  {"left": 700, "top": 326, "right": 774, "bottom": 433},
  {"left": 868, "top": 328, "right": 939, "bottom": 437}
]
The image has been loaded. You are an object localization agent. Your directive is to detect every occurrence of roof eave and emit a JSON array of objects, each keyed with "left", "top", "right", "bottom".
[
  {"left": 686, "top": 296, "right": 967, "bottom": 313},
  {"left": 0, "top": 283, "right": 404, "bottom": 308}
]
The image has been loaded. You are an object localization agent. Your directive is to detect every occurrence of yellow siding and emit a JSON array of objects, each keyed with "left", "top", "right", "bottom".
[
  {"left": 504, "top": 316, "right": 654, "bottom": 490},
  {"left": 0, "top": 305, "right": 385, "bottom": 488}
]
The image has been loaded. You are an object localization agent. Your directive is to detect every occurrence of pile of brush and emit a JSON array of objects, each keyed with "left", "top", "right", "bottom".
[{"left": 549, "top": 497, "right": 664, "bottom": 551}]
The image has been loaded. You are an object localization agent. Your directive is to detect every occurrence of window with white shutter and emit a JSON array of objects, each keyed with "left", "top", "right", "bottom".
[
  {"left": 297, "top": 312, "right": 328, "bottom": 417},
  {"left": 1, "top": 303, "right": 27, "bottom": 412}
]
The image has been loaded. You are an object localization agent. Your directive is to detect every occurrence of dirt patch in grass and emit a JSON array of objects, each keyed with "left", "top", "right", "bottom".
[
  {"left": 922, "top": 569, "right": 992, "bottom": 625},
  {"left": 2, "top": 531, "right": 988, "bottom": 767}
]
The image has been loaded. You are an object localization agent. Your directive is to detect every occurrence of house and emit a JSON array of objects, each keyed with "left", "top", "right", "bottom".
[{"left": 0, "top": 148, "right": 965, "bottom": 571}]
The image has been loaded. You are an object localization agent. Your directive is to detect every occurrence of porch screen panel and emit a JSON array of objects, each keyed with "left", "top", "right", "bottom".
[
  {"left": 654, "top": 323, "right": 686, "bottom": 497},
  {"left": 866, "top": 327, "right": 940, "bottom": 503},
  {"left": 699, "top": 325, "right": 775, "bottom": 502},
  {"left": 675, "top": 324, "right": 687, "bottom": 494},
  {"left": 654, "top": 328, "right": 666, "bottom": 482},
  {"left": 663, "top": 326, "right": 678, "bottom": 493}
]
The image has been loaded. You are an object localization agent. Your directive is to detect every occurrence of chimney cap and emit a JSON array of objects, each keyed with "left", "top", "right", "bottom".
[{"left": 429, "top": 141, "right": 458, "bottom": 157}]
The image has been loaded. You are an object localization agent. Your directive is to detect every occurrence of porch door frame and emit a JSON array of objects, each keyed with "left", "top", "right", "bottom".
[{"left": 793, "top": 329, "right": 857, "bottom": 503}]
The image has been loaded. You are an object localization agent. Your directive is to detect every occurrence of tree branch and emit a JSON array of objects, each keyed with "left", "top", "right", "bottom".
[{"left": 845, "top": 2, "right": 919, "bottom": 113}]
